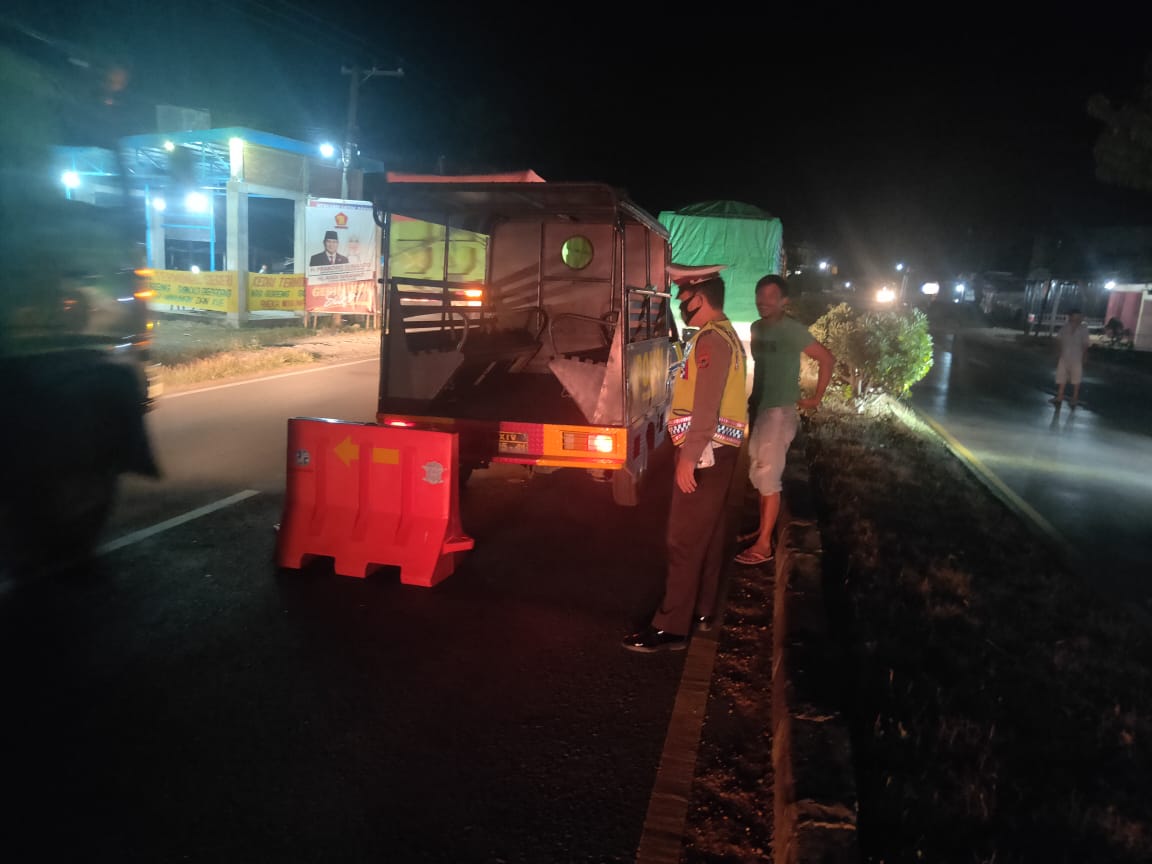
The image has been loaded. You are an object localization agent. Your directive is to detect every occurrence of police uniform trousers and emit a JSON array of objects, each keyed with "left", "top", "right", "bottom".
[{"left": 653, "top": 443, "right": 741, "bottom": 636}]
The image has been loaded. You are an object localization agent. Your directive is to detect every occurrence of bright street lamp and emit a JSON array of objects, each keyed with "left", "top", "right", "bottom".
[
  {"left": 185, "top": 191, "right": 209, "bottom": 213},
  {"left": 896, "top": 263, "right": 910, "bottom": 303}
]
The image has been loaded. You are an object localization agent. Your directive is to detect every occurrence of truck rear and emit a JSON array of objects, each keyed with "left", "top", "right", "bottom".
[{"left": 373, "top": 177, "right": 681, "bottom": 505}]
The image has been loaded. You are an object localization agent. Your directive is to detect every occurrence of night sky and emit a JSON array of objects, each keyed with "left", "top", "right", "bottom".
[{"left": 14, "top": 2, "right": 1152, "bottom": 281}]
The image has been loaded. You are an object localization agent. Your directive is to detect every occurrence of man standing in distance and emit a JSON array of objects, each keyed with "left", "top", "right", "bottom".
[
  {"left": 734, "top": 274, "right": 835, "bottom": 566},
  {"left": 1051, "top": 307, "right": 1090, "bottom": 407},
  {"left": 623, "top": 264, "right": 748, "bottom": 653}
]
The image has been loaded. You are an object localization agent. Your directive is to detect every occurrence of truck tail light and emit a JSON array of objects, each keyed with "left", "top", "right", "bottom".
[{"left": 562, "top": 432, "right": 616, "bottom": 454}]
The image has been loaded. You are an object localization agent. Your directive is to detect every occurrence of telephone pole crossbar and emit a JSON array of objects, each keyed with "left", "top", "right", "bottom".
[{"left": 339, "top": 64, "right": 403, "bottom": 199}]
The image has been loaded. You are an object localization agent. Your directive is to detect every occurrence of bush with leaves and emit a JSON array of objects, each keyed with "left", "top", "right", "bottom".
[
  {"left": 808, "top": 302, "right": 934, "bottom": 399},
  {"left": 787, "top": 291, "right": 837, "bottom": 327}
]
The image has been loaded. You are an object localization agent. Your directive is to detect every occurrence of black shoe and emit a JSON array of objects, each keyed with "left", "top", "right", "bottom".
[
  {"left": 695, "top": 615, "right": 714, "bottom": 633},
  {"left": 622, "top": 625, "right": 688, "bottom": 653}
]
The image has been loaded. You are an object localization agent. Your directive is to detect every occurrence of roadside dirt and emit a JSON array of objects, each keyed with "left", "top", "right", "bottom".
[
  {"left": 150, "top": 319, "right": 381, "bottom": 366},
  {"left": 802, "top": 399, "right": 1152, "bottom": 864}
]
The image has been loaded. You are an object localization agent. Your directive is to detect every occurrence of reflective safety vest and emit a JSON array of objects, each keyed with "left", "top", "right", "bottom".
[{"left": 667, "top": 317, "right": 748, "bottom": 448}]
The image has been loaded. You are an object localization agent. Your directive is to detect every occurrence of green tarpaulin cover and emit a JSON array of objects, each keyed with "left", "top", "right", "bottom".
[{"left": 658, "top": 200, "right": 783, "bottom": 325}]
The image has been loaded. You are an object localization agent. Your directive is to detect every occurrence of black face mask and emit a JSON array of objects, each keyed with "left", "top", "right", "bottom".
[{"left": 679, "top": 294, "right": 699, "bottom": 327}]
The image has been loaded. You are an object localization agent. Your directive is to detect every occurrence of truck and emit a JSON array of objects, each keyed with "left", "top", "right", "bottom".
[
  {"left": 0, "top": 22, "right": 159, "bottom": 577},
  {"left": 372, "top": 174, "right": 682, "bottom": 505}
]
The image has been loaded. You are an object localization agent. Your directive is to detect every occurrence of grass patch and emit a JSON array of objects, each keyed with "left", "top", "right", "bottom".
[
  {"left": 805, "top": 399, "right": 1152, "bottom": 863},
  {"left": 146, "top": 318, "right": 379, "bottom": 389},
  {"left": 158, "top": 345, "right": 319, "bottom": 389},
  {"left": 149, "top": 320, "right": 318, "bottom": 367}
]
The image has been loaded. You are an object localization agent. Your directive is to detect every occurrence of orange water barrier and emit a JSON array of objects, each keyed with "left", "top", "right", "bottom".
[{"left": 276, "top": 418, "right": 474, "bottom": 587}]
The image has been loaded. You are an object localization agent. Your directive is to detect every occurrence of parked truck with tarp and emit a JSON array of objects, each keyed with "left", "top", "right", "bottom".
[{"left": 658, "top": 199, "right": 784, "bottom": 327}]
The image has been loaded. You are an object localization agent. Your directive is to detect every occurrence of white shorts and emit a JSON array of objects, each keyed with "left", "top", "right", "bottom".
[
  {"left": 748, "top": 406, "right": 799, "bottom": 495},
  {"left": 1056, "top": 358, "right": 1083, "bottom": 386}
]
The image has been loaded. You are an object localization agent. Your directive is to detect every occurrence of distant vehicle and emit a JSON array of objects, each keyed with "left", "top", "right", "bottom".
[
  {"left": 0, "top": 22, "right": 159, "bottom": 576},
  {"left": 372, "top": 176, "right": 683, "bottom": 505}
]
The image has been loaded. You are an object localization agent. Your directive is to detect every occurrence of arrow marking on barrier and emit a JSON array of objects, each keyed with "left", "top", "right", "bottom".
[
  {"left": 334, "top": 436, "right": 400, "bottom": 467},
  {"left": 334, "top": 436, "right": 359, "bottom": 466}
]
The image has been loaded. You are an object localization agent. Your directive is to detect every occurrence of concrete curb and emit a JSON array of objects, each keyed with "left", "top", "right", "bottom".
[{"left": 771, "top": 437, "right": 861, "bottom": 864}]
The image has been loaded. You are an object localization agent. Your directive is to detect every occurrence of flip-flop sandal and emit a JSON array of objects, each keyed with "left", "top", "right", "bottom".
[{"left": 734, "top": 548, "right": 773, "bottom": 565}]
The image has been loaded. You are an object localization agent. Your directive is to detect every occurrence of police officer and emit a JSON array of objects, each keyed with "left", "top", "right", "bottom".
[{"left": 623, "top": 264, "right": 748, "bottom": 652}]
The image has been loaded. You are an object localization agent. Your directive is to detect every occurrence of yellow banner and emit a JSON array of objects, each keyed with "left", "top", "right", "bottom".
[
  {"left": 151, "top": 270, "right": 239, "bottom": 314},
  {"left": 248, "top": 273, "right": 306, "bottom": 312},
  {"left": 148, "top": 271, "right": 308, "bottom": 314}
]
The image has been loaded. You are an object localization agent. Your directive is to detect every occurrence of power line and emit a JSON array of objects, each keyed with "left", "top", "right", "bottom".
[
  {"left": 276, "top": 0, "right": 376, "bottom": 50},
  {"left": 228, "top": 0, "right": 399, "bottom": 66}
]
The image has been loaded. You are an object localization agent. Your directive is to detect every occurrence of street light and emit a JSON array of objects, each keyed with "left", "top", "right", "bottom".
[{"left": 185, "top": 191, "right": 209, "bottom": 213}]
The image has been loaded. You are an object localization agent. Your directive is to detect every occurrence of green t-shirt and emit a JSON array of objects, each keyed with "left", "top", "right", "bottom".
[{"left": 749, "top": 315, "right": 815, "bottom": 411}]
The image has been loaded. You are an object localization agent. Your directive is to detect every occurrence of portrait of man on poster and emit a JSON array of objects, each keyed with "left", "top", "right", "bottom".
[{"left": 309, "top": 230, "right": 348, "bottom": 266}]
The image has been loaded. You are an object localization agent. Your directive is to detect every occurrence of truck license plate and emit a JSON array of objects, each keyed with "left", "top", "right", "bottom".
[{"left": 498, "top": 431, "right": 529, "bottom": 453}]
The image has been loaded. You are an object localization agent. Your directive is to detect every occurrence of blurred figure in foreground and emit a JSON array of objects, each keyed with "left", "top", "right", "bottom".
[{"left": 0, "top": 23, "right": 158, "bottom": 578}]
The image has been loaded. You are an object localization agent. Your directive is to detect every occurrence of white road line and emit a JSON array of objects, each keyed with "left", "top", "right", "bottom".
[
  {"left": 96, "top": 490, "right": 261, "bottom": 556},
  {"left": 162, "top": 358, "right": 377, "bottom": 399},
  {"left": 912, "top": 411, "right": 1072, "bottom": 557}
]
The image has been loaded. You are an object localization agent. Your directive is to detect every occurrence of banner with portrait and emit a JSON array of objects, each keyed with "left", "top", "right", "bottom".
[{"left": 305, "top": 198, "right": 379, "bottom": 314}]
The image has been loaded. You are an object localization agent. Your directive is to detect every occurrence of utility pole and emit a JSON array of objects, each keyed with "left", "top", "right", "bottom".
[{"left": 340, "top": 64, "right": 403, "bottom": 199}]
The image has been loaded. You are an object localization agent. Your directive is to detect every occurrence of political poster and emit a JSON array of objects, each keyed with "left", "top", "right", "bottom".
[{"left": 305, "top": 198, "right": 379, "bottom": 314}]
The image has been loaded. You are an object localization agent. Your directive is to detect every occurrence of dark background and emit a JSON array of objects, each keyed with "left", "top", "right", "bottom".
[{"left": 14, "top": 2, "right": 1152, "bottom": 282}]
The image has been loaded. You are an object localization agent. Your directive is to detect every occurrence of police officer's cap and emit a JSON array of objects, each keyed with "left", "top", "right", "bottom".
[{"left": 668, "top": 263, "right": 727, "bottom": 287}]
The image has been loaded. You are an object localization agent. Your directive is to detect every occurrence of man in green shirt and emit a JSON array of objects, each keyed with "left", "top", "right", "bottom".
[{"left": 734, "top": 275, "right": 835, "bottom": 565}]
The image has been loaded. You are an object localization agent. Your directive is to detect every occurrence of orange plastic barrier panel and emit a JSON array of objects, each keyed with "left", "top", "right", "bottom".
[{"left": 276, "top": 418, "right": 474, "bottom": 587}]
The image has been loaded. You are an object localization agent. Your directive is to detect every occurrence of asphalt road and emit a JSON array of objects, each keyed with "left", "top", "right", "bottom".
[
  {"left": 0, "top": 360, "right": 695, "bottom": 863},
  {"left": 911, "top": 328, "right": 1152, "bottom": 602}
]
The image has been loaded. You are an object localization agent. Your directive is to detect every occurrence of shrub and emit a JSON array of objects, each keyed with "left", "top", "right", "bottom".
[
  {"left": 809, "top": 302, "right": 934, "bottom": 399},
  {"left": 788, "top": 291, "right": 837, "bottom": 326}
]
